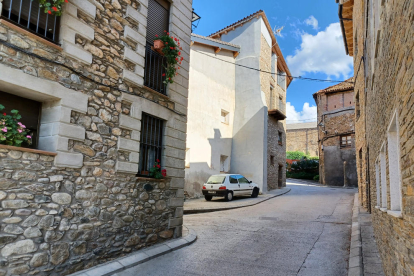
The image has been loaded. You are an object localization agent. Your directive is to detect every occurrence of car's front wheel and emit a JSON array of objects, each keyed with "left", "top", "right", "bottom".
[
  {"left": 225, "top": 191, "right": 233, "bottom": 201},
  {"left": 251, "top": 188, "right": 259, "bottom": 198},
  {"left": 204, "top": 195, "right": 213, "bottom": 201}
]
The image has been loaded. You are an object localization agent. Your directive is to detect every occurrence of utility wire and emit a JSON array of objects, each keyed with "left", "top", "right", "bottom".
[
  {"left": 0, "top": 40, "right": 187, "bottom": 117},
  {"left": 194, "top": 50, "right": 354, "bottom": 84}
]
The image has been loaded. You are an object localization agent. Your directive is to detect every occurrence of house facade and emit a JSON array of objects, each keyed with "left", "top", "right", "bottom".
[
  {"left": 286, "top": 122, "right": 319, "bottom": 157},
  {"left": 0, "top": 0, "right": 192, "bottom": 274},
  {"left": 337, "top": 0, "right": 414, "bottom": 274},
  {"left": 313, "top": 79, "right": 358, "bottom": 187},
  {"left": 185, "top": 10, "right": 291, "bottom": 197}
]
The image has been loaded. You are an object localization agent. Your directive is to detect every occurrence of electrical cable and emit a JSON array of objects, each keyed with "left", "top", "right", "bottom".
[
  {"left": 194, "top": 50, "right": 355, "bottom": 84},
  {"left": 0, "top": 40, "right": 187, "bottom": 117}
]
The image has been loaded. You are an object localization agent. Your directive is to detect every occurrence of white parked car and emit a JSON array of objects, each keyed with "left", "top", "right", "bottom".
[{"left": 202, "top": 174, "right": 260, "bottom": 201}]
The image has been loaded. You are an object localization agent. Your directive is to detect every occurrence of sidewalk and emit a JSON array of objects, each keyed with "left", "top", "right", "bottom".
[
  {"left": 348, "top": 194, "right": 385, "bottom": 276},
  {"left": 184, "top": 186, "right": 291, "bottom": 214},
  {"left": 69, "top": 226, "right": 197, "bottom": 276}
]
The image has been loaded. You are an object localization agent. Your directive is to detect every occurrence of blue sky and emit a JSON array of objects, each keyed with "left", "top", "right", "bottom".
[{"left": 192, "top": 0, "right": 353, "bottom": 124}]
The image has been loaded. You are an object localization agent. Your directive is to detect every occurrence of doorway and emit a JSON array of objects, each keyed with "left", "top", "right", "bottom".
[{"left": 278, "top": 165, "right": 283, "bottom": 188}]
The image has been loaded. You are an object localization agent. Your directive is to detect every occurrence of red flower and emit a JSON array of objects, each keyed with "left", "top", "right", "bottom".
[
  {"left": 153, "top": 165, "right": 156, "bottom": 168},
  {"left": 2, "top": 113, "right": 5, "bottom": 116},
  {"left": 48, "top": 10, "right": 52, "bottom": 14},
  {"left": 65, "top": 0, "right": 68, "bottom": 2},
  {"left": 165, "top": 42, "right": 168, "bottom": 45},
  {"left": 167, "top": 32, "right": 170, "bottom": 35},
  {"left": 178, "top": 67, "right": 180, "bottom": 69},
  {"left": 52, "top": 6, "right": 58, "bottom": 11},
  {"left": 155, "top": 34, "right": 159, "bottom": 37},
  {"left": 175, "top": 58, "right": 178, "bottom": 61},
  {"left": 169, "top": 78, "right": 171, "bottom": 80},
  {"left": 174, "top": 38, "right": 178, "bottom": 41},
  {"left": 181, "top": 57, "right": 184, "bottom": 60},
  {"left": 178, "top": 52, "right": 181, "bottom": 55},
  {"left": 156, "top": 164, "right": 161, "bottom": 168},
  {"left": 156, "top": 159, "right": 160, "bottom": 162},
  {"left": 162, "top": 73, "right": 166, "bottom": 76},
  {"left": 170, "top": 47, "right": 173, "bottom": 50}
]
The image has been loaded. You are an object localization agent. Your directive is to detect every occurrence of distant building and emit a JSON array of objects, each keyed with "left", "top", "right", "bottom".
[
  {"left": 286, "top": 122, "right": 318, "bottom": 157},
  {"left": 313, "top": 79, "right": 357, "bottom": 186},
  {"left": 185, "top": 10, "right": 292, "bottom": 198}
]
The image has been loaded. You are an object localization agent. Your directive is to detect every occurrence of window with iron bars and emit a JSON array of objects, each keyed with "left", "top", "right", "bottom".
[
  {"left": 277, "top": 68, "right": 286, "bottom": 91},
  {"left": 144, "top": 0, "right": 170, "bottom": 95},
  {"left": 1, "top": 0, "right": 60, "bottom": 44},
  {"left": 138, "top": 113, "right": 164, "bottom": 177}
]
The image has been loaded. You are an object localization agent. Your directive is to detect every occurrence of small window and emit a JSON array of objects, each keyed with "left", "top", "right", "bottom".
[
  {"left": 356, "top": 91, "right": 360, "bottom": 120},
  {"left": 375, "top": 159, "right": 381, "bottom": 207},
  {"left": 270, "top": 155, "right": 275, "bottom": 165},
  {"left": 138, "top": 113, "right": 164, "bottom": 176},
  {"left": 387, "top": 111, "right": 402, "bottom": 212},
  {"left": 185, "top": 148, "right": 190, "bottom": 168},
  {"left": 0, "top": 91, "right": 41, "bottom": 149},
  {"left": 340, "top": 135, "right": 352, "bottom": 148},
  {"left": 278, "top": 131, "right": 283, "bottom": 145},
  {"left": 221, "top": 110, "right": 229, "bottom": 124},
  {"left": 220, "top": 155, "right": 229, "bottom": 172},
  {"left": 229, "top": 176, "right": 238, "bottom": 184}
]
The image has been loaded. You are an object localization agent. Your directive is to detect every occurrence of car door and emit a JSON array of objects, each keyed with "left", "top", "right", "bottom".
[
  {"left": 237, "top": 175, "right": 252, "bottom": 195},
  {"left": 228, "top": 175, "right": 240, "bottom": 195}
]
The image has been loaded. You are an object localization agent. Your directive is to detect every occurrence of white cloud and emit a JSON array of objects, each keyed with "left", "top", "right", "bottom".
[
  {"left": 286, "top": 102, "right": 317, "bottom": 124},
  {"left": 286, "top": 23, "right": 353, "bottom": 79},
  {"left": 304, "top": 16, "right": 318, "bottom": 30}
]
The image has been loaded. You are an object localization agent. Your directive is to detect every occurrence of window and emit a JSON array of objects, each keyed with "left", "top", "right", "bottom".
[
  {"left": 220, "top": 155, "right": 229, "bottom": 172},
  {"left": 229, "top": 176, "right": 238, "bottom": 184},
  {"left": 1, "top": 0, "right": 60, "bottom": 43},
  {"left": 356, "top": 91, "right": 360, "bottom": 120},
  {"left": 387, "top": 111, "right": 402, "bottom": 213},
  {"left": 340, "top": 135, "right": 352, "bottom": 148},
  {"left": 138, "top": 113, "right": 164, "bottom": 176},
  {"left": 277, "top": 68, "right": 286, "bottom": 90},
  {"left": 278, "top": 131, "right": 283, "bottom": 145},
  {"left": 270, "top": 155, "right": 275, "bottom": 165},
  {"left": 375, "top": 159, "right": 381, "bottom": 207},
  {"left": 185, "top": 148, "right": 190, "bottom": 168},
  {"left": 207, "top": 175, "right": 226, "bottom": 184},
  {"left": 144, "top": 0, "right": 170, "bottom": 94},
  {"left": 271, "top": 53, "right": 276, "bottom": 79},
  {"left": 0, "top": 91, "right": 41, "bottom": 148},
  {"left": 221, "top": 110, "right": 229, "bottom": 124},
  {"left": 237, "top": 176, "right": 249, "bottom": 184},
  {"left": 380, "top": 144, "right": 387, "bottom": 209}
]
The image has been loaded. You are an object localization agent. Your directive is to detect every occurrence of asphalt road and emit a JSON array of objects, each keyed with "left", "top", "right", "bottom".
[{"left": 116, "top": 180, "right": 356, "bottom": 276}]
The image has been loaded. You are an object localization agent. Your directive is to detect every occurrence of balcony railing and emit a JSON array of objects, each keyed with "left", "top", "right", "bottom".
[
  {"left": 1, "top": 0, "right": 60, "bottom": 44},
  {"left": 144, "top": 42, "right": 167, "bottom": 95}
]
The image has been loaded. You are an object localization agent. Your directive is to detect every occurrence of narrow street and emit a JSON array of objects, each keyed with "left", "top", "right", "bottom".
[{"left": 116, "top": 180, "right": 357, "bottom": 276}]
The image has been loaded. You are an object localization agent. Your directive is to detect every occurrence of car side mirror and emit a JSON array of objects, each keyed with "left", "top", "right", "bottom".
[{"left": 248, "top": 181, "right": 252, "bottom": 184}]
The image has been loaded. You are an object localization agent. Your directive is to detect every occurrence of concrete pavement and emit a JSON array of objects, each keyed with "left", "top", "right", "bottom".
[{"left": 116, "top": 179, "right": 357, "bottom": 276}]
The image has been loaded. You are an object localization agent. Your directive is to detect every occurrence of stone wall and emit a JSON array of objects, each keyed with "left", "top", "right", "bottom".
[
  {"left": 351, "top": 0, "right": 414, "bottom": 275},
  {"left": 286, "top": 127, "right": 318, "bottom": 157},
  {"left": 0, "top": 0, "right": 192, "bottom": 274}
]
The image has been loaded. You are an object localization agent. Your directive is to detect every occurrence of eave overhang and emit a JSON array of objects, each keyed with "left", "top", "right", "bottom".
[
  {"left": 268, "top": 109, "right": 286, "bottom": 120},
  {"left": 338, "top": 0, "right": 354, "bottom": 56}
]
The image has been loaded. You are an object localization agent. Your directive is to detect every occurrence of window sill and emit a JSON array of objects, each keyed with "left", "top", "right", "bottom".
[
  {"left": 379, "top": 207, "right": 387, "bottom": 212},
  {"left": 0, "top": 19, "right": 62, "bottom": 51},
  {"left": 142, "top": 85, "right": 170, "bottom": 100},
  {"left": 135, "top": 176, "right": 168, "bottom": 182},
  {"left": 0, "top": 144, "right": 57, "bottom": 156},
  {"left": 278, "top": 142, "right": 283, "bottom": 146},
  {"left": 387, "top": 210, "right": 402, "bottom": 218},
  {"left": 374, "top": 206, "right": 381, "bottom": 209}
]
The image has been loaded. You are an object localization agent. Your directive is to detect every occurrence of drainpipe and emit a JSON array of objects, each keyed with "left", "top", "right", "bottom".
[{"left": 343, "top": 161, "right": 348, "bottom": 187}]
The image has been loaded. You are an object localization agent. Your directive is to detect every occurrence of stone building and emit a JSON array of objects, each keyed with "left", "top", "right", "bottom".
[
  {"left": 337, "top": 0, "right": 414, "bottom": 274},
  {"left": 286, "top": 122, "right": 318, "bottom": 157},
  {"left": 0, "top": 0, "right": 192, "bottom": 274},
  {"left": 313, "top": 79, "right": 357, "bottom": 186},
  {"left": 185, "top": 10, "right": 291, "bottom": 197}
]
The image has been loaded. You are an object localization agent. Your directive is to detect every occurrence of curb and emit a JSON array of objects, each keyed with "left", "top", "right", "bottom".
[
  {"left": 69, "top": 227, "right": 197, "bottom": 276},
  {"left": 348, "top": 193, "right": 363, "bottom": 276},
  {"left": 184, "top": 187, "right": 291, "bottom": 214}
]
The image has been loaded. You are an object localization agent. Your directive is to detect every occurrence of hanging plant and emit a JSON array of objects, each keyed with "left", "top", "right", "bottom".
[
  {"left": 154, "top": 31, "right": 184, "bottom": 84},
  {"left": 37, "top": 0, "right": 68, "bottom": 16},
  {"left": 0, "top": 104, "right": 32, "bottom": 147}
]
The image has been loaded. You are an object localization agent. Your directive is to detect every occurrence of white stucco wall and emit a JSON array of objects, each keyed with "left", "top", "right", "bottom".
[
  {"left": 185, "top": 44, "right": 236, "bottom": 197},
  {"left": 220, "top": 18, "right": 269, "bottom": 192}
]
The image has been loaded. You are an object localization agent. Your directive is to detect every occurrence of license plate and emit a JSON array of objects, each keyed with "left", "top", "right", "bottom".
[{"left": 208, "top": 191, "right": 216, "bottom": 194}]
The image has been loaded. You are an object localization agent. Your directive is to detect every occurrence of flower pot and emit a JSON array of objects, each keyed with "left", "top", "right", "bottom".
[
  {"left": 141, "top": 171, "right": 149, "bottom": 176},
  {"left": 153, "top": 40, "right": 165, "bottom": 55}
]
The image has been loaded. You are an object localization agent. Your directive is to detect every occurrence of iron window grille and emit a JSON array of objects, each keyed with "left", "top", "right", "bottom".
[
  {"left": 138, "top": 113, "right": 164, "bottom": 177},
  {"left": 144, "top": 0, "right": 170, "bottom": 95},
  {"left": 340, "top": 135, "right": 352, "bottom": 148},
  {"left": 1, "top": 0, "right": 60, "bottom": 44}
]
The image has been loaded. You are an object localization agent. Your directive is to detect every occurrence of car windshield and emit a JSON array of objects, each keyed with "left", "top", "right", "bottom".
[{"left": 206, "top": 175, "right": 226, "bottom": 184}]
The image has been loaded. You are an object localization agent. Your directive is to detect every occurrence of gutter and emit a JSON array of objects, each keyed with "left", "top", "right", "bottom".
[{"left": 338, "top": 4, "right": 349, "bottom": 56}]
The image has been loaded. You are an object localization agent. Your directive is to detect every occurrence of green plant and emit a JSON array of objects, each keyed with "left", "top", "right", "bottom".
[
  {"left": 155, "top": 31, "right": 183, "bottom": 84},
  {"left": 0, "top": 104, "right": 32, "bottom": 147},
  {"left": 291, "top": 159, "right": 319, "bottom": 171},
  {"left": 286, "top": 151, "right": 307, "bottom": 160},
  {"left": 313, "top": 175, "right": 320, "bottom": 181},
  {"left": 37, "top": 0, "right": 67, "bottom": 16},
  {"left": 149, "top": 159, "right": 167, "bottom": 179},
  {"left": 286, "top": 171, "right": 317, "bottom": 180}
]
